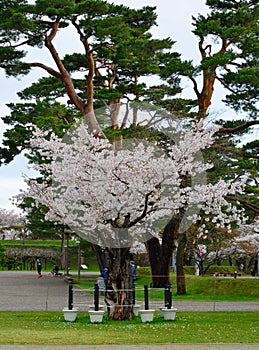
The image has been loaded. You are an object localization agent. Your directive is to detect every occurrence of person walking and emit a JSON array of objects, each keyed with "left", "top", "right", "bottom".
[
  {"left": 101, "top": 267, "right": 108, "bottom": 285},
  {"left": 130, "top": 261, "right": 137, "bottom": 282},
  {"left": 36, "top": 258, "right": 42, "bottom": 278}
]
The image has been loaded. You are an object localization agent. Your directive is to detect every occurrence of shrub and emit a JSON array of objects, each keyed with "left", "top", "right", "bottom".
[
  {"left": 206, "top": 265, "right": 238, "bottom": 275},
  {"left": 137, "top": 266, "right": 151, "bottom": 276},
  {"left": 184, "top": 266, "right": 196, "bottom": 275}
]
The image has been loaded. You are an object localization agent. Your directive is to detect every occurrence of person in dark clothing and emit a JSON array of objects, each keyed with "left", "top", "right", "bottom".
[
  {"left": 37, "top": 258, "right": 42, "bottom": 278},
  {"left": 51, "top": 265, "right": 59, "bottom": 276},
  {"left": 130, "top": 261, "right": 137, "bottom": 282},
  {"left": 101, "top": 267, "right": 108, "bottom": 284}
]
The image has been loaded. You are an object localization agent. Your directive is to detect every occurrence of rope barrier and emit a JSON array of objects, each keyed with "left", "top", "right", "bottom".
[
  {"left": 73, "top": 287, "right": 171, "bottom": 293},
  {"left": 1, "top": 272, "right": 244, "bottom": 279}
]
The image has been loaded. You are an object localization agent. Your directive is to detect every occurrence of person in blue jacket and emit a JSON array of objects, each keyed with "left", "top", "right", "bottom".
[
  {"left": 130, "top": 261, "right": 137, "bottom": 282},
  {"left": 101, "top": 267, "right": 108, "bottom": 284},
  {"left": 36, "top": 258, "right": 42, "bottom": 278}
]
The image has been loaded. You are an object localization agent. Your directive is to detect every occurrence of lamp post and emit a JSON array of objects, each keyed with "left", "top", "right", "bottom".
[{"left": 76, "top": 239, "right": 81, "bottom": 280}]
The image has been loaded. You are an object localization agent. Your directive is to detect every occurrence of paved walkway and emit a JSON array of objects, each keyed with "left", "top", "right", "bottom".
[{"left": 0, "top": 271, "right": 258, "bottom": 312}]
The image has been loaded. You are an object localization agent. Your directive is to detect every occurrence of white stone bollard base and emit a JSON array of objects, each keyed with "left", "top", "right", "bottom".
[
  {"left": 88, "top": 310, "right": 105, "bottom": 323},
  {"left": 139, "top": 309, "right": 155, "bottom": 323},
  {"left": 62, "top": 307, "right": 79, "bottom": 322},
  {"left": 161, "top": 307, "right": 177, "bottom": 320}
]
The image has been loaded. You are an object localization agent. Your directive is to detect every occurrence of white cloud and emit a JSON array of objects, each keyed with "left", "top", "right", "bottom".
[
  {"left": 0, "top": 154, "right": 37, "bottom": 212},
  {"left": 0, "top": 177, "right": 25, "bottom": 211}
]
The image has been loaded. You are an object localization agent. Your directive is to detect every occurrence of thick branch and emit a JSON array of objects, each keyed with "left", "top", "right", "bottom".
[
  {"left": 189, "top": 75, "right": 200, "bottom": 98},
  {"left": 218, "top": 120, "right": 259, "bottom": 133},
  {"left": 215, "top": 37, "right": 229, "bottom": 55},
  {"left": 29, "top": 62, "right": 62, "bottom": 79},
  {"left": 198, "top": 35, "right": 206, "bottom": 58},
  {"left": 128, "top": 188, "right": 160, "bottom": 228},
  {"left": 10, "top": 40, "right": 30, "bottom": 48},
  {"left": 71, "top": 19, "right": 94, "bottom": 108},
  {"left": 47, "top": 16, "right": 61, "bottom": 42},
  {"left": 212, "top": 145, "right": 259, "bottom": 160},
  {"left": 43, "top": 19, "right": 86, "bottom": 113},
  {"left": 225, "top": 195, "right": 259, "bottom": 213}
]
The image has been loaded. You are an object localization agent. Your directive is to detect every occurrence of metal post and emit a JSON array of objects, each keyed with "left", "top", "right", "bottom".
[
  {"left": 68, "top": 284, "right": 73, "bottom": 310},
  {"left": 164, "top": 284, "right": 172, "bottom": 309},
  {"left": 76, "top": 240, "right": 81, "bottom": 280},
  {"left": 94, "top": 283, "right": 99, "bottom": 311},
  {"left": 144, "top": 285, "right": 149, "bottom": 310},
  {"left": 164, "top": 285, "right": 168, "bottom": 307}
]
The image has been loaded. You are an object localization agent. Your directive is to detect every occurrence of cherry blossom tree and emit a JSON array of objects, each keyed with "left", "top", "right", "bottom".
[
  {"left": 17, "top": 112, "right": 247, "bottom": 320},
  {"left": 231, "top": 217, "right": 259, "bottom": 274},
  {"left": 185, "top": 216, "right": 259, "bottom": 276},
  {"left": 0, "top": 208, "right": 25, "bottom": 240}
]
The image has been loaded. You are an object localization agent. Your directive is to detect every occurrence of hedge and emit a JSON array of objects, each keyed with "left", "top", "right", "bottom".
[{"left": 206, "top": 265, "right": 239, "bottom": 275}]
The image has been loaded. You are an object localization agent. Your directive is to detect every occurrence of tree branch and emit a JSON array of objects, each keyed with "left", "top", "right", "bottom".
[
  {"left": 9, "top": 40, "right": 30, "bottom": 48},
  {"left": 212, "top": 145, "right": 259, "bottom": 160},
  {"left": 218, "top": 120, "right": 259, "bottom": 133},
  {"left": 225, "top": 195, "right": 259, "bottom": 213},
  {"left": 29, "top": 62, "right": 62, "bottom": 79},
  {"left": 215, "top": 75, "right": 247, "bottom": 94},
  {"left": 189, "top": 75, "right": 200, "bottom": 98}
]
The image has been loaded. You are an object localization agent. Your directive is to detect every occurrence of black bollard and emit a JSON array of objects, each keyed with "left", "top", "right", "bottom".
[
  {"left": 164, "top": 284, "right": 169, "bottom": 308},
  {"left": 68, "top": 283, "right": 73, "bottom": 310},
  {"left": 164, "top": 284, "right": 172, "bottom": 309},
  {"left": 144, "top": 285, "right": 149, "bottom": 310},
  {"left": 94, "top": 283, "right": 99, "bottom": 311}
]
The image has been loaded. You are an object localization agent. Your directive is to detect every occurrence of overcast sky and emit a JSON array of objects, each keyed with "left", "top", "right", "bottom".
[{"left": 0, "top": 0, "right": 222, "bottom": 212}]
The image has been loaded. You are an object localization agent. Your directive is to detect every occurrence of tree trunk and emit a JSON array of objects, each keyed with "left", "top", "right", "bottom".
[
  {"left": 91, "top": 244, "right": 107, "bottom": 272},
  {"left": 146, "top": 219, "right": 178, "bottom": 288},
  {"left": 146, "top": 237, "right": 167, "bottom": 287},
  {"left": 105, "top": 247, "right": 134, "bottom": 320},
  {"left": 197, "top": 74, "right": 215, "bottom": 120},
  {"left": 176, "top": 232, "right": 187, "bottom": 295}
]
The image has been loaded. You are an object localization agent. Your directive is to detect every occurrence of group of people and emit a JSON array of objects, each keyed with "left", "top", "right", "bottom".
[
  {"left": 36, "top": 258, "right": 137, "bottom": 282},
  {"left": 36, "top": 258, "right": 60, "bottom": 278}
]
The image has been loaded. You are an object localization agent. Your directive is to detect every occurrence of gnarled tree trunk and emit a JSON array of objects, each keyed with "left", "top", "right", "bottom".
[{"left": 105, "top": 247, "right": 134, "bottom": 320}]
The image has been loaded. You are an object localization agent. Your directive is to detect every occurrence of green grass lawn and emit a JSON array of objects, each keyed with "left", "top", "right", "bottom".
[{"left": 0, "top": 311, "right": 258, "bottom": 345}]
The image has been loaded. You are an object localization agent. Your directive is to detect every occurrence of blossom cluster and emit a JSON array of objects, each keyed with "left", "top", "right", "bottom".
[{"left": 17, "top": 119, "right": 247, "bottom": 248}]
